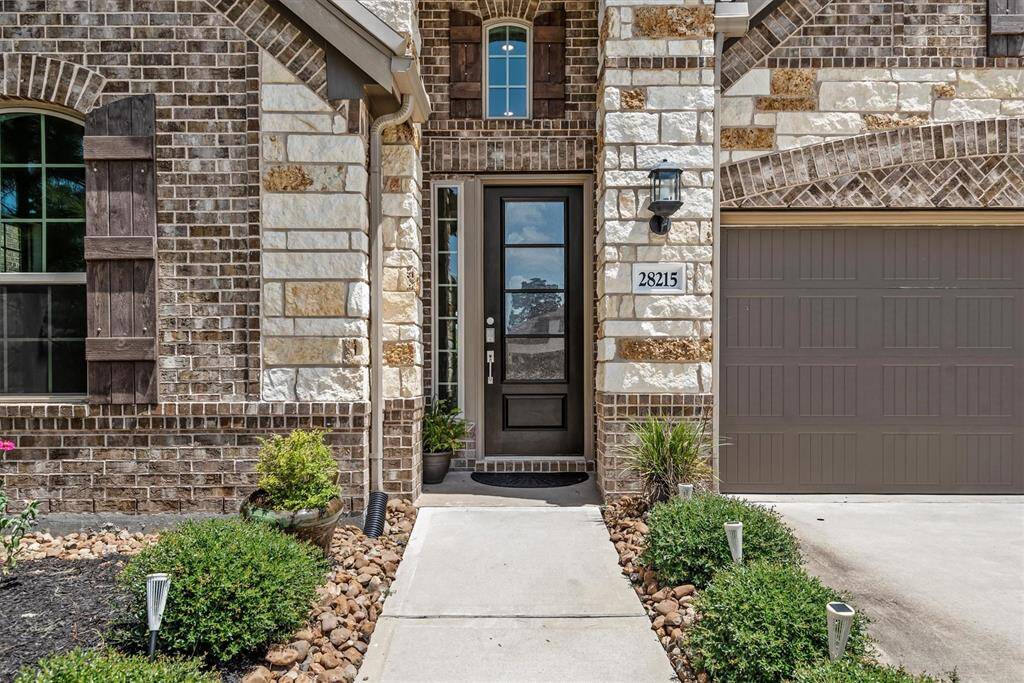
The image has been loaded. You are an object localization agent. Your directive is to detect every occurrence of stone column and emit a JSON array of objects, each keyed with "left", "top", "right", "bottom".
[
  {"left": 380, "top": 123, "right": 425, "bottom": 499},
  {"left": 595, "top": 1, "right": 716, "bottom": 499}
]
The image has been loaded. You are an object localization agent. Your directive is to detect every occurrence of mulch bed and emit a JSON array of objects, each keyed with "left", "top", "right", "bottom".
[{"left": 0, "top": 555, "right": 130, "bottom": 680}]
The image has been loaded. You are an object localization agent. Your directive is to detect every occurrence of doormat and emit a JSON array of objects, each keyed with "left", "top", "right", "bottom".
[{"left": 470, "top": 472, "right": 589, "bottom": 488}]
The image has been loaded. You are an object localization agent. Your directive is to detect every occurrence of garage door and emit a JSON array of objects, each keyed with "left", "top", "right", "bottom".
[{"left": 720, "top": 225, "right": 1023, "bottom": 494}]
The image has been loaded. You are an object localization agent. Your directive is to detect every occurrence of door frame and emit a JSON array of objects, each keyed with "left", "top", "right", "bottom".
[{"left": 461, "top": 174, "right": 594, "bottom": 461}]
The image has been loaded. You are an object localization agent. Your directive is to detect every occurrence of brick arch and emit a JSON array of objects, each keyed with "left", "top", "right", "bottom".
[
  {"left": 0, "top": 54, "right": 107, "bottom": 114},
  {"left": 477, "top": 0, "right": 541, "bottom": 21},
  {"left": 721, "top": 118, "right": 1024, "bottom": 209}
]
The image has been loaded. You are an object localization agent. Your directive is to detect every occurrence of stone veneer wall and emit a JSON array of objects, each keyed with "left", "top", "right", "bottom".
[
  {"left": 594, "top": 1, "right": 716, "bottom": 499},
  {"left": 722, "top": 67, "right": 1024, "bottom": 160},
  {"left": 258, "top": 53, "right": 371, "bottom": 403}
]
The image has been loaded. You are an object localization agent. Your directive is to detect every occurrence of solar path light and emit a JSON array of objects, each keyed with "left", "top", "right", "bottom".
[
  {"left": 146, "top": 573, "right": 171, "bottom": 660},
  {"left": 826, "top": 601, "right": 856, "bottom": 661},
  {"left": 724, "top": 521, "right": 743, "bottom": 563},
  {"left": 677, "top": 483, "right": 694, "bottom": 500}
]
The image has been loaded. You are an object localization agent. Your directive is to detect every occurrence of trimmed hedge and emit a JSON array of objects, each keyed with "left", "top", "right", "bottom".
[
  {"left": 643, "top": 494, "right": 800, "bottom": 587},
  {"left": 116, "top": 519, "right": 327, "bottom": 664},
  {"left": 689, "top": 561, "right": 869, "bottom": 683},
  {"left": 793, "top": 658, "right": 945, "bottom": 683},
  {"left": 14, "top": 649, "right": 217, "bottom": 683}
]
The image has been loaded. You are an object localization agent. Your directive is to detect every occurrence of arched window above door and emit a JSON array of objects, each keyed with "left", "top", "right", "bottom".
[{"left": 485, "top": 22, "right": 530, "bottom": 119}]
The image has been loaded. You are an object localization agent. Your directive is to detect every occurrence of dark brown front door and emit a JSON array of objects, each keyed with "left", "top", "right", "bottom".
[{"left": 483, "top": 186, "right": 584, "bottom": 457}]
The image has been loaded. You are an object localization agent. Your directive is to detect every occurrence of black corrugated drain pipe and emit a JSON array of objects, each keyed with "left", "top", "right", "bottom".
[{"left": 363, "top": 490, "right": 389, "bottom": 538}]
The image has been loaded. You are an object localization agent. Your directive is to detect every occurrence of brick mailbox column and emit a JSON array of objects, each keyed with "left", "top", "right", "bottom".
[{"left": 595, "top": 1, "right": 716, "bottom": 499}]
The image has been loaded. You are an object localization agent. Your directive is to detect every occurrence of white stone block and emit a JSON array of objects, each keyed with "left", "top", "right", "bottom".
[
  {"left": 287, "top": 231, "right": 349, "bottom": 250},
  {"left": 598, "top": 362, "right": 700, "bottom": 393},
  {"left": 602, "top": 320, "right": 694, "bottom": 337},
  {"left": 897, "top": 82, "right": 934, "bottom": 112},
  {"left": 957, "top": 69, "right": 1024, "bottom": 98},
  {"left": 262, "top": 368, "right": 296, "bottom": 401},
  {"left": 601, "top": 261, "right": 632, "bottom": 293},
  {"left": 636, "top": 245, "right": 712, "bottom": 262},
  {"left": 382, "top": 144, "right": 418, "bottom": 176},
  {"left": 261, "top": 53, "right": 297, "bottom": 84},
  {"left": 816, "top": 68, "right": 891, "bottom": 82},
  {"left": 262, "top": 193, "right": 366, "bottom": 231},
  {"left": 263, "top": 230, "right": 287, "bottom": 249},
  {"left": 261, "top": 113, "right": 334, "bottom": 133},
  {"left": 933, "top": 98, "right": 1001, "bottom": 121},
  {"left": 293, "top": 318, "right": 367, "bottom": 337},
  {"left": 1001, "top": 100, "right": 1024, "bottom": 116},
  {"left": 667, "top": 39, "right": 702, "bottom": 56},
  {"left": 348, "top": 282, "right": 370, "bottom": 318},
  {"left": 636, "top": 144, "right": 712, "bottom": 170},
  {"left": 346, "top": 166, "right": 368, "bottom": 195},
  {"left": 635, "top": 294, "right": 712, "bottom": 319},
  {"left": 604, "top": 113, "right": 660, "bottom": 143},
  {"left": 604, "top": 170, "right": 652, "bottom": 187},
  {"left": 287, "top": 135, "right": 365, "bottom": 163},
  {"left": 720, "top": 97, "right": 753, "bottom": 126},
  {"left": 818, "top": 81, "right": 898, "bottom": 111},
  {"left": 261, "top": 84, "right": 332, "bottom": 112},
  {"left": 633, "top": 71, "right": 679, "bottom": 85},
  {"left": 296, "top": 367, "right": 367, "bottom": 402},
  {"left": 603, "top": 220, "right": 650, "bottom": 244},
  {"left": 382, "top": 192, "right": 418, "bottom": 218},
  {"left": 658, "top": 112, "right": 696, "bottom": 143},
  {"left": 777, "top": 134, "right": 825, "bottom": 150},
  {"left": 725, "top": 69, "right": 770, "bottom": 96},
  {"left": 676, "top": 187, "right": 713, "bottom": 220},
  {"left": 647, "top": 86, "right": 714, "bottom": 110},
  {"left": 604, "top": 39, "right": 666, "bottom": 58},
  {"left": 603, "top": 86, "right": 621, "bottom": 111},
  {"left": 264, "top": 282, "right": 284, "bottom": 316},
  {"left": 264, "top": 252, "right": 367, "bottom": 280},
  {"left": 891, "top": 69, "right": 956, "bottom": 82},
  {"left": 776, "top": 112, "right": 866, "bottom": 135},
  {"left": 262, "top": 317, "right": 294, "bottom": 335}
]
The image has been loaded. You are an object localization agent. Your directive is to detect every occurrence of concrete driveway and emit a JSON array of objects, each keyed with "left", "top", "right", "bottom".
[{"left": 747, "top": 496, "right": 1024, "bottom": 683}]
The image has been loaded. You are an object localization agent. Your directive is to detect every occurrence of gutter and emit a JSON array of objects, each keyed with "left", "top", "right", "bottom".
[{"left": 367, "top": 94, "right": 415, "bottom": 497}]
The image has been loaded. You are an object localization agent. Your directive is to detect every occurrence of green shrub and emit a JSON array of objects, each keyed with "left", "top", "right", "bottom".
[
  {"left": 423, "top": 398, "right": 469, "bottom": 454},
  {"left": 116, "top": 519, "right": 328, "bottom": 664},
  {"left": 792, "top": 658, "right": 945, "bottom": 683},
  {"left": 624, "top": 417, "right": 715, "bottom": 505},
  {"left": 256, "top": 429, "right": 340, "bottom": 510},
  {"left": 14, "top": 648, "right": 217, "bottom": 683},
  {"left": 642, "top": 494, "right": 800, "bottom": 587},
  {"left": 689, "top": 561, "right": 869, "bottom": 683},
  {"left": 1, "top": 489, "right": 39, "bottom": 575}
]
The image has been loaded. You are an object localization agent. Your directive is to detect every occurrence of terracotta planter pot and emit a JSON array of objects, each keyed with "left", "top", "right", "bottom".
[
  {"left": 240, "top": 491, "right": 343, "bottom": 554},
  {"left": 423, "top": 451, "right": 451, "bottom": 484}
]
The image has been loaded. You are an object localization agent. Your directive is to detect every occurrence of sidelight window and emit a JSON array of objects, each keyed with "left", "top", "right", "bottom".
[
  {"left": 0, "top": 111, "right": 87, "bottom": 396},
  {"left": 434, "top": 185, "right": 462, "bottom": 405},
  {"left": 485, "top": 23, "right": 530, "bottom": 119}
]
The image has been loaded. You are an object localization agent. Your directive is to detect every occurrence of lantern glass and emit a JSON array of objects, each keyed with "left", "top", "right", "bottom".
[{"left": 653, "top": 171, "right": 674, "bottom": 202}]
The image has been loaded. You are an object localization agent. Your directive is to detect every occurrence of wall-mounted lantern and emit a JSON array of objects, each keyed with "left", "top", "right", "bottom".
[
  {"left": 647, "top": 159, "right": 684, "bottom": 235},
  {"left": 826, "top": 601, "right": 856, "bottom": 661},
  {"left": 724, "top": 521, "right": 743, "bottom": 563}
]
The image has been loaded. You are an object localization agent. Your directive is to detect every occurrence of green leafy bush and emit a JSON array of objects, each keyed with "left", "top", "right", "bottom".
[
  {"left": 423, "top": 398, "right": 469, "bottom": 455},
  {"left": 792, "top": 658, "right": 945, "bottom": 683},
  {"left": 116, "top": 519, "right": 327, "bottom": 664},
  {"left": 14, "top": 648, "right": 217, "bottom": 683},
  {"left": 1, "top": 489, "right": 39, "bottom": 575},
  {"left": 256, "top": 429, "right": 340, "bottom": 510},
  {"left": 643, "top": 494, "right": 800, "bottom": 587},
  {"left": 624, "top": 417, "right": 715, "bottom": 505},
  {"left": 689, "top": 561, "right": 869, "bottom": 683}
]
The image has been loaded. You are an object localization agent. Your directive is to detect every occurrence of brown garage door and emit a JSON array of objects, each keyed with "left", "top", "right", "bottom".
[{"left": 720, "top": 225, "right": 1023, "bottom": 494}]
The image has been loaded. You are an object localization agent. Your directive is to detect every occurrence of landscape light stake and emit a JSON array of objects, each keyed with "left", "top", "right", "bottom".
[
  {"left": 724, "top": 521, "right": 743, "bottom": 563},
  {"left": 146, "top": 573, "right": 171, "bottom": 660},
  {"left": 677, "top": 483, "right": 694, "bottom": 500},
  {"left": 826, "top": 601, "right": 856, "bottom": 661}
]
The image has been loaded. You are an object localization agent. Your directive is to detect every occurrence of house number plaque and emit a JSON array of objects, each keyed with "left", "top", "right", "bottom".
[{"left": 632, "top": 263, "right": 686, "bottom": 293}]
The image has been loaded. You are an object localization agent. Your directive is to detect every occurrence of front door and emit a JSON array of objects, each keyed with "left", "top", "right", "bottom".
[{"left": 483, "top": 186, "right": 584, "bottom": 457}]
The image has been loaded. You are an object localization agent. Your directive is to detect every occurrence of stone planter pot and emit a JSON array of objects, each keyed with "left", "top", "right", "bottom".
[
  {"left": 240, "top": 491, "right": 343, "bottom": 554},
  {"left": 423, "top": 451, "right": 451, "bottom": 485}
]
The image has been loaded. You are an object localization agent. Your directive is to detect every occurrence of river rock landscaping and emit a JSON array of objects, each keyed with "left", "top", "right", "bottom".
[{"left": 1, "top": 498, "right": 416, "bottom": 683}]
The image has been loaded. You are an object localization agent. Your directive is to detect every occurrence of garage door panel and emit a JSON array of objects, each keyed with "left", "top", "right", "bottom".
[{"left": 722, "top": 225, "right": 1022, "bottom": 494}]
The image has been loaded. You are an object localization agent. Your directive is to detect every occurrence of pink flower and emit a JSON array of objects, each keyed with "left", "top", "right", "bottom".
[{"left": 0, "top": 440, "right": 15, "bottom": 451}]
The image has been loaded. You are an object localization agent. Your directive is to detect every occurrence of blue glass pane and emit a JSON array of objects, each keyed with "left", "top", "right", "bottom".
[
  {"left": 488, "top": 87, "right": 506, "bottom": 117},
  {"left": 487, "top": 26, "right": 507, "bottom": 55},
  {"left": 507, "top": 56, "right": 527, "bottom": 86},
  {"left": 506, "top": 292, "right": 564, "bottom": 335},
  {"left": 507, "top": 26, "right": 528, "bottom": 56},
  {"left": 504, "top": 201, "right": 564, "bottom": 244},
  {"left": 46, "top": 168, "right": 86, "bottom": 218},
  {"left": 504, "top": 248, "right": 564, "bottom": 290},
  {"left": 507, "top": 88, "right": 528, "bottom": 117},
  {"left": 488, "top": 56, "right": 506, "bottom": 87},
  {"left": 1, "top": 167, "right": 42, "bottom": 219}
]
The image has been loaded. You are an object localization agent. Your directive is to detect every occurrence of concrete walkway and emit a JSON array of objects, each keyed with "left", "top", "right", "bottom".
[
  {"left": 359, "top": 506, "right": 674, "bottom": 682},
  {"left": 748, "top": 495, "right": 1024, "bottom": 683}
]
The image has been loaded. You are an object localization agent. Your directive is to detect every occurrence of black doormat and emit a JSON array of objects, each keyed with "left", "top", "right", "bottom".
[{"left": 471, "top": 472, "right": 589, "bottom": 488}]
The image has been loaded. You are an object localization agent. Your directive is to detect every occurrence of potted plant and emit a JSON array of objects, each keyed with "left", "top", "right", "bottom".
[
  {"left": 240, "top": 429, "right": 343, "bottom": 553},
  {"left": 422, "top": 399, "right": 468, "bottom": 485},
  {"left": 624, "top": 416, "right": 716, "bottom": 507}
]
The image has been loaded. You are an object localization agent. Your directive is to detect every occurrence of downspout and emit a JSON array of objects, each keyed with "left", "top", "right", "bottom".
[
  {"left": 367, "top": 94, "right": 414, "bottom": 512},
  {"left": 711, "top": 31, "right": 724, "bottom": 491}
]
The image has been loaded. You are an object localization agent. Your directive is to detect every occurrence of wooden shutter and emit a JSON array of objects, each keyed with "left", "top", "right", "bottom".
[
  {"left": 84, "top": 94, "right": 158, "bottom": 404},
  {"left": 449, "top": 10, "right": 483, "bottom": 118},
  {"left": 532, "top": 9, "right": 566, "bottom": 119},
  {"left": 989, "top": 1, "right": 1024, "bottom": 56}
]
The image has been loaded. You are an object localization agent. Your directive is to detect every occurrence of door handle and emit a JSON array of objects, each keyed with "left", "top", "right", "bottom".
[{"left": 486, "top": 349, "right": 495, "bottom": 385}]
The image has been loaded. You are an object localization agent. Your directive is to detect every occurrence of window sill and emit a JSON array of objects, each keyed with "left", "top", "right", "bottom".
[{"left": 0, "top": 394, "right": 88, "bottom": 404}]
